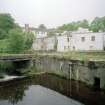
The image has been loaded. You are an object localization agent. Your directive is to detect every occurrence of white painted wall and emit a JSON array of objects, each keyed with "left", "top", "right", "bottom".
[
  {"left": 57, "top": 32, "right": 105, "bottom": 52},
  {"left": 32, "top": 38, "right": 43, "bottom": 50},
  {"left": 73, "top": 32, "right": 104, "bottom": 51},
  {"left": 36, "top": 31, "right": 47, "bottom": 38},
  {"left": 57, "top": 35, "right": 69, "bottom": 52},
  {"left": 46, "top": 37, "right": 56, "bottom": 51},
  {"left": 32, "top": 36, "right": 56, "bottom": 51}
]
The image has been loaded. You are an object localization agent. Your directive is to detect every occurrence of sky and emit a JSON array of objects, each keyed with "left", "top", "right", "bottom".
[{"left": 0, "top": 0, "right": 105, "bottom": 28}]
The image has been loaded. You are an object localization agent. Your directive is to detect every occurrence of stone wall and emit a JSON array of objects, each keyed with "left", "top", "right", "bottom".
[{"left": 33, "top": 56, "right": 105, "bottom": 89}]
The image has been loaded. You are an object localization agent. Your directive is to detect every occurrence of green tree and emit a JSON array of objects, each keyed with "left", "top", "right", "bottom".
[
  {"left": 57, "top": 22, "right": 78, "bottom": 31},
  {"left": 76, "top": 19, "right": 89, "bottom": 28},
  {"left": 38, "top": 24, "right": 46, "bottom": 30},
  {"left": 90, "top": 17, "right": 104, "bottom": 32},
  {"left": 101, "top": 16, "right": 105, "bottom": 31},
  {"left": 57, "top": 20, "right": 89, "bottom": 32},
  {"left": 0, "top": 13, "right": 19, "bottom": 39},
  {"left": 0, "top": 13, "right": 34, "bottom": 54},
  {"left": 8, "top": 28, "right": 25, "bottom": 53},
  {"left": 24, "top": 32, "right": 34, "bottom": 50},
  {"left": 0, "top": 29, "right": 7, "bottom": 39},
  {"left": 0, "top": 14, "right": 16, "bottom": 33}
]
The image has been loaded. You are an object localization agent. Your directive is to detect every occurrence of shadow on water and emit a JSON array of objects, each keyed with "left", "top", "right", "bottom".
[{"left": 0, "top": 73, "right": 105, "bottom": 105}]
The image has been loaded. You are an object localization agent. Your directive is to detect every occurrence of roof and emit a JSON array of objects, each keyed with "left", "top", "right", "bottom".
[{"left": 22, "top": 26, "right": 55, "bottom": 32}]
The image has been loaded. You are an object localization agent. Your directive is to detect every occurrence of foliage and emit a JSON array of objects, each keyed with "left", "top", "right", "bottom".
[
  {"left": 0, "top": 39, "right": 9, "bottom": 53},
  {"left": 57, "top": 22, "right": 77, "bottom": 31},
  {"left": 0, "top": 13, "right": 18, "bottom": 39},
  {"left": 0, "top": 29, "right": 7, "bottom": 40},
  {"left": 57, "top": 20, "right": 89, "bottom": 31},
  {"left": 7, "top": 28, "right": 34, "bottom": 53},
  {"left": 0, "top": 13, "right": 34, "bottom": 54},
  {"left": 8, "top": 28, "right": 26, "bottom": 53},
  {"left": 24, "top": 32, "right": 34, "bottom": 50},
  {"left": 90, "top": 17, "right": 105, "bottom": 32},
  {"left": 38, "top": 24, "right": 46, "bottom": 29},
  {"left": 57, "top": 16, "right": 105, "bottom": 33},
  {"left": 76, "top": 19, "right": 89, "bottom": 28}
]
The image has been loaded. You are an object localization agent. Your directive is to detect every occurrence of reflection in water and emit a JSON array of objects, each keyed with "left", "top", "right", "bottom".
[
  {"left": 0, "top": 73, "right": 105, "bottom": 105},
  {"left": 0, "top": 81, "right": 28, "bottom": 104}
]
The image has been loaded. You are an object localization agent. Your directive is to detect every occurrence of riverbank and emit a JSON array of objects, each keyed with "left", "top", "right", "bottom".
[
  {"left": 34, "top": 51, "right": 105, "bottom": 62},
  {"left": 0, "top": 51, "right": 105, "bottom": 61},
  {"left": 0, "top": 51, "right": 105, "bottom": 89}
]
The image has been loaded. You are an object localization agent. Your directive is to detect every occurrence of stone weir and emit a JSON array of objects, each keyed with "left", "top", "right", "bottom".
[{"left": 33, "top": 56, "right": 105, "bottom": 89}]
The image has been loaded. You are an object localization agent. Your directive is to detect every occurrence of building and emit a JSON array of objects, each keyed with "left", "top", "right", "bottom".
[
  {"left": 31, "top": 26, "right": 105, "bottom": 52},
  {"left": 22, "top": 24, "right": 36, "bottom": 35},
  {"left": 22, "top": 24, "right": 48, "bottom": 38},
  {"left": 35, "top": 24, "right": 48, "bottom": 38},
  {"left": 32, "top": 36, "right": 57, "bottom": 51},
  {"left": 57, "top": 28, "right": 105, "bottom": 52}
]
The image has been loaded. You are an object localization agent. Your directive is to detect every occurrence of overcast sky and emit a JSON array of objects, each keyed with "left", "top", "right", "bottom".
[{"left": 0, "top": 0, "right": 105, "bottom": 28}]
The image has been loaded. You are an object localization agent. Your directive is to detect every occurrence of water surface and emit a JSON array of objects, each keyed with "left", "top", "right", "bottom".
[{"left": 0, "top": 73, "right": 105, "bottom": 105}]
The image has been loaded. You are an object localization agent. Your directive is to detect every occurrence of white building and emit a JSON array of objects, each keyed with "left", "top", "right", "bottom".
[
  {"left": 32, "top": 27, "right": 105, "bottom": 52},
  {"left": 32, "top": 36, "right": 57, "bottom": 51},
  {"left": 22, "top": 24, "right": 36, "bottom": 35},
  {"left": 35, "top": 29, "right": 47, "bottom": 38},
  {"left": 22, "top": 24, "right": 48, "bottom": 38},
  {"left": 57, "top": 28, "right": 105, "bottom": 52}
]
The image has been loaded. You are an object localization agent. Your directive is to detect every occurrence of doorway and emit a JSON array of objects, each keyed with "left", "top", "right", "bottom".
[{"left": 94, "top": 77, "right": 100, "bottom": 90}]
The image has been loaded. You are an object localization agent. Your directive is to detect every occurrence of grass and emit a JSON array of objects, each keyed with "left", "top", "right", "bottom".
[
  {"left": 34, "top": 51, "right": 105, "bottom": 61},
  {"left": 0, "top": 51, "right": 105, "bottom": 61}
]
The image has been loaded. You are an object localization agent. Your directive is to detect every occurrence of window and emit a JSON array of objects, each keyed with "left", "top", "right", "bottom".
[
  {"left": 67, "top": 37, "right": 69, "bottom": 42},
  {"left": 73, "top": 46, "right": 75, "bottom": 50},
  {"left": 81, "top": 37, "right": 85, "bottom": 42},
  {"left": 91, "top": 36, "right": 95, "bottom": 41},
  {"left": 64, "top": 46, "right": 66, "bottom": 50}
]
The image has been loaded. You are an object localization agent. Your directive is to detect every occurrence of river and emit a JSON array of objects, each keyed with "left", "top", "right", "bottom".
[{"left": 0, "top": 73, "right": 105, "bottom": 105}]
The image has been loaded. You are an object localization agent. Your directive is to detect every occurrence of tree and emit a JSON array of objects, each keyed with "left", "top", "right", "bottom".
[
  {"left": 0, "top": 13, "right": 19, "bottom": 39},
  {"left": 101, "top": 16, "right": 105, "bottom": 31},
  {"left": 57, "top": 20, "right": 89, "bottom": 32},
  {"left": 8, "top": 28, "right": 25, "bottom": 53},
  {"left": 38, "top": 24, "right": 47, "bottom": 30},
  {"left": 0, "top": 29, "right": 7, "bottom": 39},
  {"left": 24, "top": 32, "right": 34, "bottom": 50},
  {"left": 90, "top": 17, "right": 104, "bottom": 32},
  {"left": 76, "top": 19, "right": 89, "bottom": 28},
  {"left": 0, "top": 13, "right": 34, "bottom": 53},
  {"left": 57, "top": 22, "right": 78, "bottom": 31},
  {"left": 0, "top": 14, "right": 16, "bottom": 33}
]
